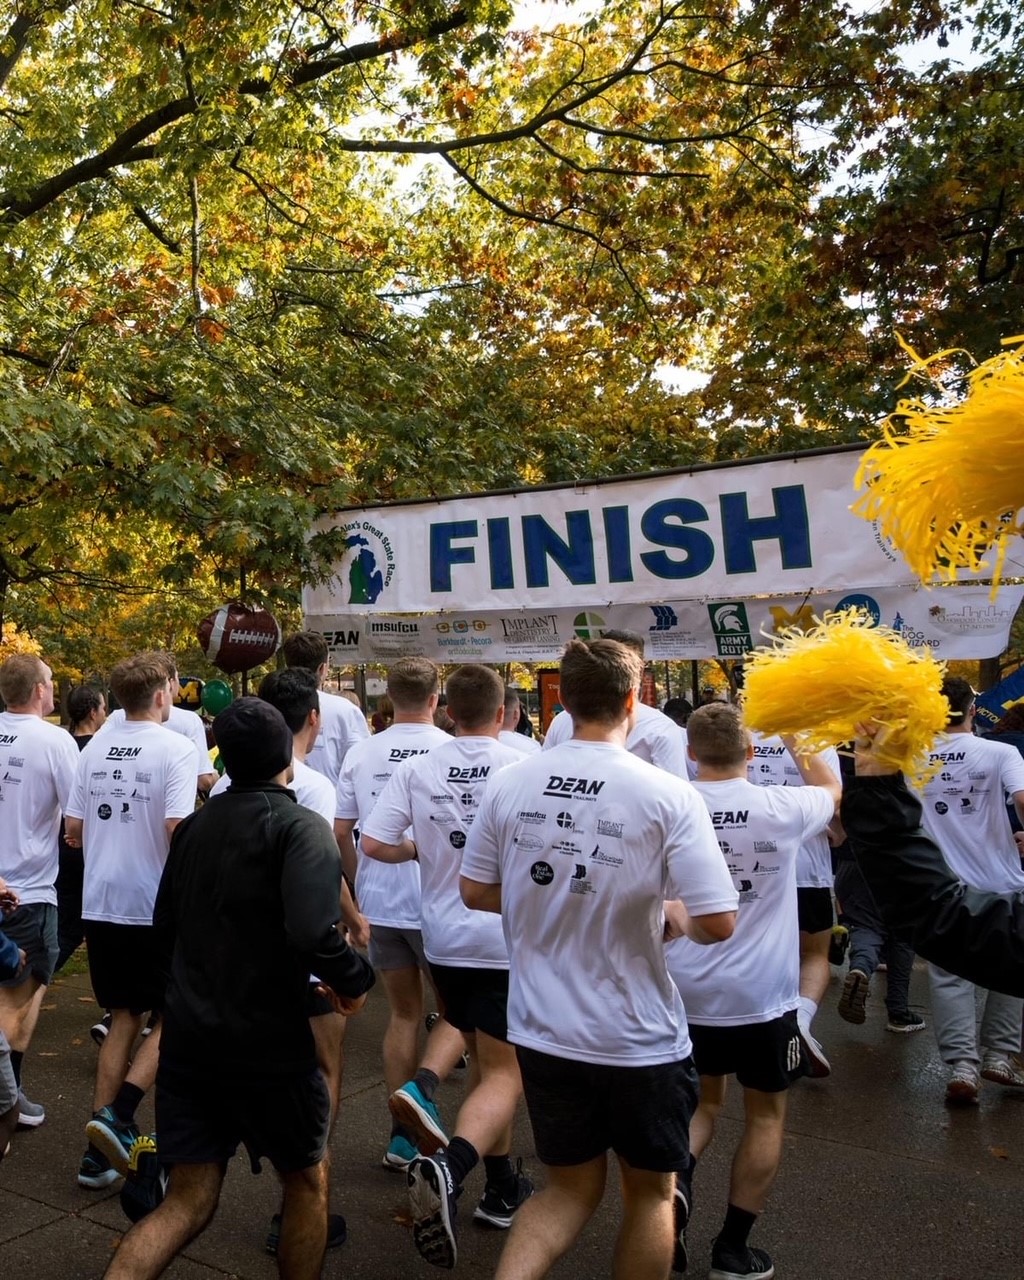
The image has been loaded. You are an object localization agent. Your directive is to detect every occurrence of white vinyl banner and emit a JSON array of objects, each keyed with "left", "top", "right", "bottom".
[
  {"left": 308, "top": 584, "right": 1023, "bottom": 664},
  {"left": 305, "top": 448, "right": 1023, "bottom": 618}
]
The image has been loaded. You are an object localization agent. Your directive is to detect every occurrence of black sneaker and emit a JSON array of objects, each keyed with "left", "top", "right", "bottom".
[
  {"left": 409, "top": 1150, "right": 459, "bottom": 1268},
  {"left": 120, "top": 1135, "right": 168, "bottom": 1223},
  {"left": 672, "top": 1181, "right": 690, "bottom": 1273},
  {"left": 265, "top": 1211, "right": 347, "bottom": 1255},
  {"left": 838, "top": 968, "right": 870, "bottom": 1024},
  {"left": 90, "top": 1012, "right": 112, "bottom": 1047},
  {"left": 709, "top": 1244, "right": 775, "bottom": 1279},
  {"left": 886, "top": 1009, "right": 926, "bottom": 1033},
  {"left": 472, "top": 1160, "right": 534, "bottom": 1228}
]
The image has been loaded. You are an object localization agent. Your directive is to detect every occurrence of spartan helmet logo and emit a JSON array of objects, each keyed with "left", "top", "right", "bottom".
[{"left": 711, "top": 604, "right": 746, "bottom": 632}]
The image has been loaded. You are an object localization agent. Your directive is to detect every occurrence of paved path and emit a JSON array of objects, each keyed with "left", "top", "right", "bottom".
[{"left": 2, "top": 962, "right": 1023, "bottom": 1278}]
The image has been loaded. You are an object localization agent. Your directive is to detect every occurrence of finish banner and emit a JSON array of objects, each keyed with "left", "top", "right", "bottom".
[{"left": 309, "top": 584, "right": 1023, "bottom": 665}]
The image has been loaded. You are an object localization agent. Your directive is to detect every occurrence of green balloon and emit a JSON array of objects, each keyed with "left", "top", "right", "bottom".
[{"left": 201, "top": 679, "right": 234, "bottom": 715}]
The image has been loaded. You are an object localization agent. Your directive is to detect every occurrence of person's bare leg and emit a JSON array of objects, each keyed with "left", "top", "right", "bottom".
[
  {"left": 452, "top": 1029, "right": 521, "bottom": 1156},
  {"left": 93, "top": 1009, "right": 144, "bottom": 1111},
  {"left": 277, "top": 1158, "right": 330, "bottom": 1280},
  {"left": 0, "top": 977, "right": 44, "bottom": 1052},
  {"left": 310, "top": 1010, "right": 346, "bottom": 1125},
  {"left": 688, "top": 1074, "right": 726, "bottom": 1161},
  {"left": 380, "top": 965, "right": 427, "bottom": 1093},
  {"left": 799, "top": 929, "right": 831, "bottom": 1007},
  {"left": 494, "top": 1156, "right": 606, "bottom": 1280},
  {"left": 729, "top": 1088, "right": 788, "bottom": 1212},
  {"left": 419, "top": 1013, "right": 468, "bottom": 1079},
  {"left": 103, "top": 1162, "right": 223, "bottom": 1279},
  {"left": 122, "top": 1020, "right": 162, "bottom": 1094},
  {"left": 613, "top": 1157, "right": 675, "bottom": 1280}
]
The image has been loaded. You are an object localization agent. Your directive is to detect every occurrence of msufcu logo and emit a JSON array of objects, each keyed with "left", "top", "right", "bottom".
[{"left": 334, "top": 519, "right": 396, "bottom": 604}]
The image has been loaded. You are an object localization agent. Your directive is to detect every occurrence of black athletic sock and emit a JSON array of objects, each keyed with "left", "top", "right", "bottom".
[
  {"left": 445, "top": 1135, "right": 479, "bottom": 1187},
  {"left": 716, "top": 1204, "right": 757, "bottom": 1256},
  {"left": 483, "top": 1153, "right": 515, "bottom": 1194},
  {"left": 10, "top": 1051, "right": 23, "bottom": 1088},
  {"left": 413, "top": 1067, "right": 440, "bottom": 1102},
  {"left": 111, "top": 1081, "right": 145, "bottom": 1124}
]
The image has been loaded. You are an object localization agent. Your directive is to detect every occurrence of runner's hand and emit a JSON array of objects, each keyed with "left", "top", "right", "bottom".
[{"left": 316, "top": 985, "right": 368, "bottom": 1017}]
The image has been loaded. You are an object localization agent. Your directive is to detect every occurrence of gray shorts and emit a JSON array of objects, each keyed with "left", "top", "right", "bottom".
[
  {"left": 0, "top": 1028, "right": 17, "bottom": 1116},
  {"left": 368, "top": 924, "right": 427, "bottom": 973},
  {"left": 0, "top": 903, "right": 57, "bottom": 987}
]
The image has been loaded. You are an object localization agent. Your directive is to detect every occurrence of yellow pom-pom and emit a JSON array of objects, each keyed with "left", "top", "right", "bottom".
[
  {"left": 852, "top": 336, "right": 1024, "bottom": 589},
  {"left": 743, "top": 610, "right": 948, "bottom": 784}
]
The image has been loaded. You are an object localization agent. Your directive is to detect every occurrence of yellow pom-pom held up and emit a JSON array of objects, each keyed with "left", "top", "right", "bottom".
[
  {"left": 852, "top": 335, "right": 1024, "bottom": 589},
  {"left": 742, "top": 610, "right": 948, "bottom": 784}
]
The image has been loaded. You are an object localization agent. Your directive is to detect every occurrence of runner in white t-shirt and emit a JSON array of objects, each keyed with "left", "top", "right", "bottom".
[
  {"left": 498, "top": 688, "right": 541, "bottom": 756},
  {"left": 361, "top": 664, "right": 533, "bottom": 1269},
  {"left": 334, "top": 657, "right": 466, "bottom": 1172},
  {"left": 95, "top": 653, "right": 216, "bottom": 793},
  {"left": 0, "top": 654, "right": 80, "bottom": 1128},
  {"left": 542, "top": 629, "right": 688, "bottom": 778},
  {"left": 65, "top": 653, "right": 196, "bottom": 1191},
  {"left": 748, "top": 731, "right": 841, "bottom": 1077},
  {"left": 668, "top": 703, "right": 838, "bottom": 1280},
  {"left": 461, "top": 639, "right": 737, "bottom": 1280},
  {"left": 281, "top": 630, "right": 370, "bottom": 787},
  {"left": 915, "top": 676, "right": 1024, "bottom": 1106}
]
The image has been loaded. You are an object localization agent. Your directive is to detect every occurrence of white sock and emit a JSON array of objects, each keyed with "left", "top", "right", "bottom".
[{"left": 798, "top": 996, "right": 818, "bottom": 1032}]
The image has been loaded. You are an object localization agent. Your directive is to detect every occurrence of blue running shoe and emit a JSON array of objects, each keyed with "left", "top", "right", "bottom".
[
  {"left": 382, "top": 1133, "right": 418, "bottom": 1171},
  {"left": 389, "top": 1081, "right": 448, "bottom": 1155},
  {"left": 78, "top": 1145, "right": 120, "bottom": 1190},
  {"left": 86, "top": 1106, "right": 140, "bottom": 1178}
]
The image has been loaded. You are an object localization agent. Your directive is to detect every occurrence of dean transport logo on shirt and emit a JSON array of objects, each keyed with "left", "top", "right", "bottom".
[
  {"left": 542, "top": 775, "right": 606, "bottom": 799},
  {"left": 709, "top": 809, "right": 749, "bottom": 826}
]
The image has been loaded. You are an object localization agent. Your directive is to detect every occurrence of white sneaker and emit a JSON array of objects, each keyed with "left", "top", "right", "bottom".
[
  {"left": 945, "top": 1061, "right": 980, "bottom": 1105},
  {"left": 980, "top": 1054, "right": 1024, "bottom": 1087}
]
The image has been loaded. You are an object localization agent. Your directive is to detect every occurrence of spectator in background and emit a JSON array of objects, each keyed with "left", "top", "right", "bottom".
[{"left": 371, "top": 696, "right": 394, "bottom": 735}]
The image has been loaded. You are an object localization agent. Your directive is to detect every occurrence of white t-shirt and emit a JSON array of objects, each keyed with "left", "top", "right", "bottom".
[
  {"left": 544, "top": 702, "right": 688, "bottom": 778},
  {"left": 462, "top": 739, "right": 738, "bottom": 1066},
  {"left": 498, "top": 730, "right": 541, "bottom": 756},
  {"left": 336, "top": 722, "right": 450, "bottom": 929},
  {"left": 361, "top": 735, "right": 524, "bottom": 968},
  {"left": 0, "top": 713, "right": 80, "bottom": 904},
  {"left": 747, "top": 734, "right": 840, "bottom": 889},
  {"left": 668, "top": 777, "right": 834, "bottom": 1025},
  {"left": 211, "top": 758, "right": 336, "bottom": 827},
  {"left": 67, "top": 720, "right": 197, "bottom": 924},
  {"left": 305, "top": 689, "right": 370, "bottom": 785},
  {"left": 917, "top": 733, "right": 1024, "bottom": 892},
  {"left": 99, "top": 706, "right": 210, "bottom": 781}
]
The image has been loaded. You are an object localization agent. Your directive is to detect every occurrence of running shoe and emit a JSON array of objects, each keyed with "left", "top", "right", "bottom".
[
  {"left": 981, "top": 1054, "right": 1024, "bottom": 1087},
  {"left": 86, "top": 1106, "right": 141, "bottom": 1177},
  {"left": 798, "top": 1026, "right": 831, "bottom": 1078},
  {"left": 383, "top": 1133, "right": 419, "bottom": 1171},
  {"left": 886, "top": 1009, "right": 926, "bottom": 1033},
  {"left": 472, "top": 1160, "right": 533, "bottom": 1228},
  {"left": 828, "top": 924, "right": 849, "bottom": 966},
  {"left": 119, "top": 1135, "right": 168, "bottom": 1223},
  {"left": 945, "top": 1061, "right": 980, "bottom": 1106},
  {"left": 837, "top": 969, "right": 870, "bottom": 1025},
  {"left": 389, "top": 1080, "right": 449, "bottom": 1154},
  {"left": 710, "top": 1245, "right": 775, "bottom": 1279},
  {"left": 78, "top": 1145, "right": 120, "bottom": 1189},
  {"left": 265, "top": 1211, "right": 347, "bottom": 1255},
  {"left": 408, "top": 1151, "right": 459, "bottom": 1269},
  {"left": 140, "top": 1012, "right": 158, "bottom": 1038},
  {"left": 672, "top": 1179, "right": 691, "bottom": 1273},
  {"left": 16, "top": 1092, "right": 45, "bottom": 1128},
  {"left": 90, "top": 1012, "right": 111, "bottom": 1046}
]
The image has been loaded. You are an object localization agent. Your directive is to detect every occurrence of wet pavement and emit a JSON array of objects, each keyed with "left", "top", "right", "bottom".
[{"left": 2, "top": 960, "right": 1023, "bottom": 1278}]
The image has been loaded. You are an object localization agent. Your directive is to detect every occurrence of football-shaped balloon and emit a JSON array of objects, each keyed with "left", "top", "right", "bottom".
[{"left": 196, "top": 602, "right": 281, "bottom": 674}]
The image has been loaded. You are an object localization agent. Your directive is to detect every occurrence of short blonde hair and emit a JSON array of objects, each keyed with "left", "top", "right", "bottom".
[{"left": 686, "top": 703, "right": 750, "bottom": 768}]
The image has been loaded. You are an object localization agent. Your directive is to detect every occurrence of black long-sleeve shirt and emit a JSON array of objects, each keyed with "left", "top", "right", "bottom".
[
  {"left": 154, "top": 782, "right": 374, "bottom": 1075},
  {"left": 841, "top": 773, "right": 1024, "bottom": 998}
]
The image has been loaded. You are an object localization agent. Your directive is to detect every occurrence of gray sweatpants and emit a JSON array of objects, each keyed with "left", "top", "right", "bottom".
[{"left": 928, "top": 963, "right": 1023, "bottom": 1066}]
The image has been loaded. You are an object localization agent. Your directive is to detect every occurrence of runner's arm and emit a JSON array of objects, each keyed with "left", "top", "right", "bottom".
[{"left": 460, "top": 877, "right": 501, "bottom": 914}]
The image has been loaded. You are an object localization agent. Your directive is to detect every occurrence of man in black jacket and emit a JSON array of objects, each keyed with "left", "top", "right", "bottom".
[
  {"left": 841, "top": 730, "right": 1024, "bottom": 999},
  {"left": 105, "top": 698, "right": 375, "bottom": 1280}
]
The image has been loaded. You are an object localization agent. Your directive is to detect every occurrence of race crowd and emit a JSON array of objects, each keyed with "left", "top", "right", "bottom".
[{"left": 1, "top": 629, "right": 1023, "bottom": 1280}]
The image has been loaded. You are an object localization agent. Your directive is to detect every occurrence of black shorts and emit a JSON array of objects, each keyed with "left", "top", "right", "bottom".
[
  {"left": 84, "top": 921, "right": 163, "bottom": 1014},
  {"left": 156, "top": 1060, "right": 331, "bottom": 1174},
  {"left": 428, "top": 963, "right": 509, "bottom": 1041},
  {"left": 797, "top": 887, "right": 834, "bottom": 935},
  {"left": 689, "top": 1010, "right": 807, "bottom": 1093},
  {"left": 517, "top": 1046, "right": 699, "bottom": 1171},
  {"left": 0, "top": 903, "right": 58, "bottom": 987}
]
